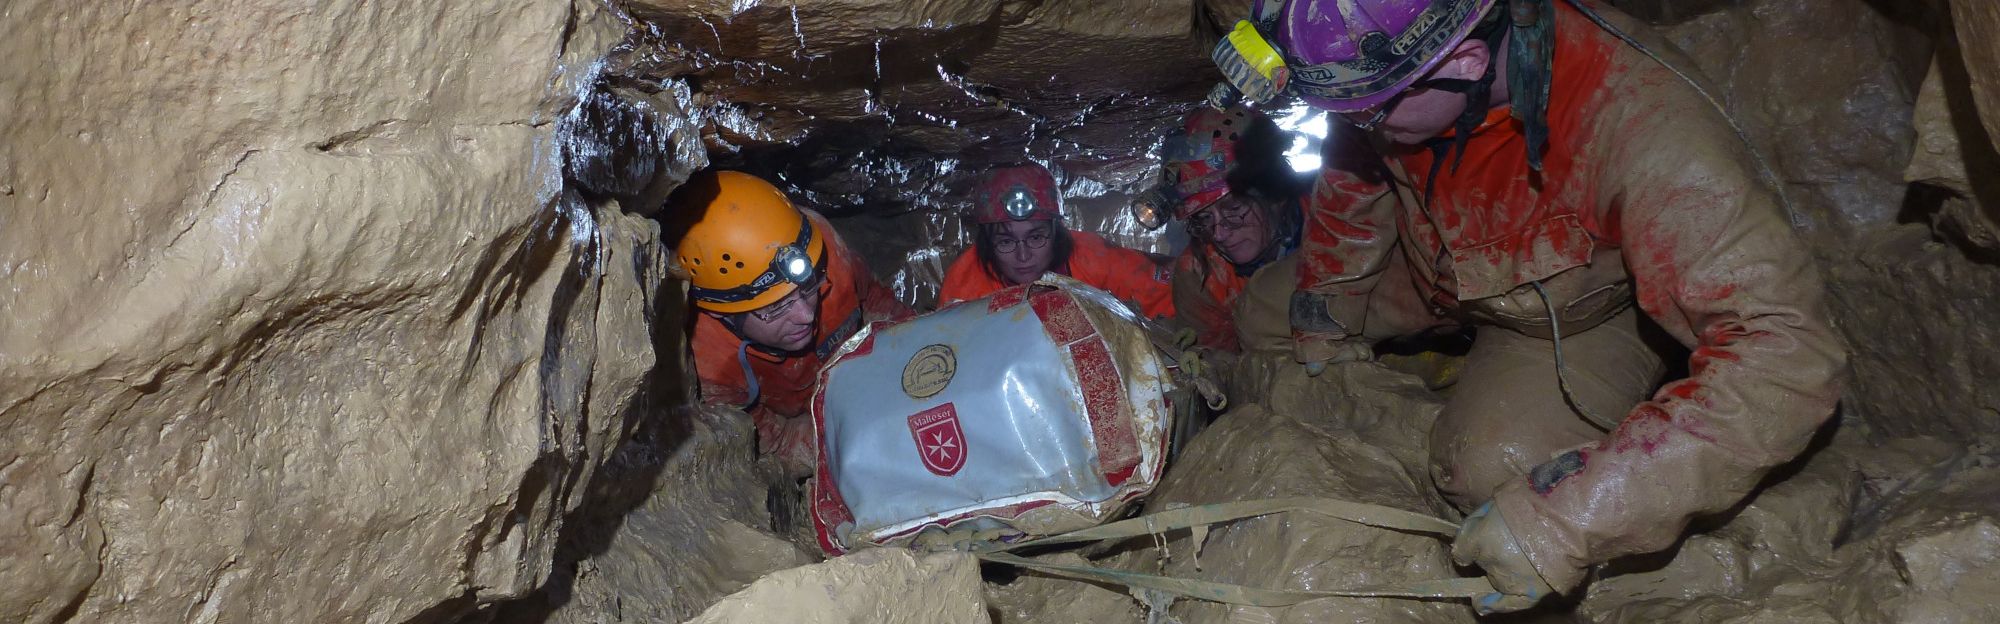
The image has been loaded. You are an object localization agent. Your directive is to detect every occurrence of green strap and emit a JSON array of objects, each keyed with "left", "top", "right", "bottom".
[{"left": 973, "top": 497, "right": 1493, "bottom": 606}]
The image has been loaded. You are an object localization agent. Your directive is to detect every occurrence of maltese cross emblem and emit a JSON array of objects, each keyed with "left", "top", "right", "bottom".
[{"left": 906, "top": 403, "right": 967, "bottom": 476}]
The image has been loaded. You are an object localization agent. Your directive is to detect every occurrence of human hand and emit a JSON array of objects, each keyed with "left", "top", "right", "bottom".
[{"left": 1452, "top": 501, "right": 1557, "bottom": 615}]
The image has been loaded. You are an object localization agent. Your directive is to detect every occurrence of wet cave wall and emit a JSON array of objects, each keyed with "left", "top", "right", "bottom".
[
  {"left": 4, "top": 0, "right": 2000, "bottom": 623},
  {"left": 0, "top": 0, "right": 682, "bottom": 622}
]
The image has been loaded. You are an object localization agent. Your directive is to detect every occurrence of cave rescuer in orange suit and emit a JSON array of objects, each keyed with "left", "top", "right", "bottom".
[
  {"left": 670, "top": 171, "right": 911, "bottom": 478},
  {"left": 1161, "top": 104, "right": 1305, "bottom": 354},
  {"left": 1213, "top": 0, "right": 1848, "bottom": 613},
  {"left": 938, "top": 164, "right": 1176, "bottom": 319}
]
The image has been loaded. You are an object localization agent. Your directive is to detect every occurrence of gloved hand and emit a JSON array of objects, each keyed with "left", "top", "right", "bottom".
[
  {"left": 1299, "top": 339, "right": 1374, "bottom": 377},
  {"left": 1172, "top": 328, "right": 1228, "bottom": 410},
  {"left": 1452, "top": 501, "right": 1557, "bottom": 615}
]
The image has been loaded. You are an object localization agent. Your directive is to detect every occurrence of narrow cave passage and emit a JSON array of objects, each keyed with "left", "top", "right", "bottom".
[{"left": 8, "top": 0, "right": 2000, "bottom": 623}]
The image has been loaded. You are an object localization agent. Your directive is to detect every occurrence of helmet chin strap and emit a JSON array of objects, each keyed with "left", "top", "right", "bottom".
[{"left": 1421, "top": 9, "right": 1512, "bottom": 176}]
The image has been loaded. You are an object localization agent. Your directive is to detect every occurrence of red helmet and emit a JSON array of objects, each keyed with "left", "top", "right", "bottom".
[
  {"left": 1162, "top": 105, "right": 1259, "bottom": 219},
  {"left": 972, "top": 164, "right": 1062, "bottom": 224}
]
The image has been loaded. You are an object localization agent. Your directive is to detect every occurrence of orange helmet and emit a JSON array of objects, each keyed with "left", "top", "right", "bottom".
[{"left": 671, "top": 171, "right": 827, "bottom": 314}]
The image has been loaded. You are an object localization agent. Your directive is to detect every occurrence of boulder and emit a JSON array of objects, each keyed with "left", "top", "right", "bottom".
[{"left": 686, "top": 548, "right": 991, "bottom": 623}]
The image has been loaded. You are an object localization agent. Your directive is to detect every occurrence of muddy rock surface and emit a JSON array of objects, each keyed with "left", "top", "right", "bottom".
[
  {"left": 1947, "top": 2, "right": 2000, "bottom": 142},
  {"left": 10, "top": 0, "right": 2000, "bottom": 622},
  {"left": 1577, "top": 434, "right": 2000, "bottom": 623},
  {"left": 0, "top": 0, "right": 686, "bottom": 621},
  {"left": 489, "top": 406, "right": 812, "bottom": 623},
  {"left": 983, "top": 552, "right": 1147, "bottom": 624},
  {"left": 686, "top": 548, "right": 990, "bottom": 623}
]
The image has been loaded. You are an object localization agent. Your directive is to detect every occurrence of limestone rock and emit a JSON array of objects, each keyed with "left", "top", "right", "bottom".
[
  {"left": 1948, "top": 1, "right": 2000, "bottom": 146},
  {"left": 1889, "top": 517, "right": 2000, "bottom": 622},
  {"left": 1649, "top": 0, "right": 1923, "bottom": 231},
  {"left": 686, "top": 548, "right": 991, "bottom": 623},
  {"left": 984, "top": 553, "right": 1145, "bottom": 624},
  {"left": 0, "top": 0, "right": 677, "bottom": 621},
  {"left": 1906, "top": 58, "right": 1976, "bottom": 197},
  {"left": 1903, "top": 28, "right": 2000, "bottom": 258},
  {"left": 1569, "top": 434, "right": 2000, "bottom": 624},
  {"left": 492, "top": 406, "right": 815, "bottom": 623}
]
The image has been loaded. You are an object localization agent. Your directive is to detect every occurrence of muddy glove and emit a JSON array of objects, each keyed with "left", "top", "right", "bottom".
[
  {"left": 1452, "top": 501, "right": 1557, "bottom": 615},
  {"left": 1299, "top": 341, "right": 1373, "bottom": 377},
  {"left": 1172, "top": 328, "right": 1228, "bottom": 410},
  {"left": 1290, "top": 291, "right": 1372, "bottom": 376}
]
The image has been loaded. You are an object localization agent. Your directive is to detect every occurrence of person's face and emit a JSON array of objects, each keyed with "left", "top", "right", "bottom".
[
  {"left": 1192, "top": 196, "right": 1271, "bottom": 266},
  {"left": 1343, "top": 40, "right": 1492, "bottom": 146},
  {"left": 731, "top": 276, "right": 825, "bottom": 352},
  {"left": 992, "top": 220, "right": 1056, "bottom": 285}
]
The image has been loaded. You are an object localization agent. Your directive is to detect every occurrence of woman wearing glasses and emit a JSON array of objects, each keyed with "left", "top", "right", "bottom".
[
  {"left": 938, "top": 164, "right": 1175, "bottom": 319},
  {"left": 670, "top": 171, "right": 911, "bottom": 478},
  {"left": 1160, "top": 105, "right": 1306, "bottom": 353}
]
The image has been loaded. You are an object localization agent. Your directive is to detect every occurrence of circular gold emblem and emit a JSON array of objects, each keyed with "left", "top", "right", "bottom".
[{"left": 901, "top": 344, "right": 957, "bottom": 399}]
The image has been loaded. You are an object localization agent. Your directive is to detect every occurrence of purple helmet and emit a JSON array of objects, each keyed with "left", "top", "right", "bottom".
[{"left": 1225, "top": 0, "right": 1499, "bottom": 113}]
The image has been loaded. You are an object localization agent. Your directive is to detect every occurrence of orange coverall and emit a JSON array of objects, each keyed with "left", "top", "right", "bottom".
[
  {"left": 938, "top": 230, "right": 1175, "bottom": 319},
  {"left": 692, "top": 211, "right": 911, "bottom": 476},
  {"left": 1290, "top": 2, "right": 1848, "bottom": 590},
  {"left": 1169, "top": 243, "right": 1252, "bottom": 353}
]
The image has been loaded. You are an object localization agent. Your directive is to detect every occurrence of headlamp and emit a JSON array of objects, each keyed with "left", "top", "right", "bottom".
[
  {"left": 1131, "top": 188, "right": 1168, "bottom": 231},
  {"left": 1003, "top": 185, "right": 1038, "bottom": 220},
  {"left": 1212, "top": 20, "right": 1291, "bottom": 104},
  {"left": 773, "top": 245, "right": 813, "bottom": 284}
]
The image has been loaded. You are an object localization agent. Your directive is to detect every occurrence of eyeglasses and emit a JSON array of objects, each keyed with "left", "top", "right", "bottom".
[
  {"left": 1187, "top": 200, "right": 1256, "bottom": 239},
  {"left": 748, "top": 272, "right": 825, "bottom": 322},
  {"left": 993, "top": 230, "right": 1052, "bottom": 254}
]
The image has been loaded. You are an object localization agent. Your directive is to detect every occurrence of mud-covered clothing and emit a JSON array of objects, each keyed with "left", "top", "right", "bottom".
[
  {"left": 1170, "top": 245, "right": 1253, "bottom": 353},
  {"left": 1172, "top": 202, "right": 1307, "bottom": 353},
  {"left": 693, "top": 211, "right": 911, "bottom": 476},
  {"left": 1292, "top": 3, "right": 1848, "bottom": 591},
  {"left": 939, "top": 231, "right": 1175, "bottom": 319}
]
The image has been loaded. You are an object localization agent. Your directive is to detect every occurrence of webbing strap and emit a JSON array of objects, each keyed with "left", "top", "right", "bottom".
[
  {"left": 972, "top": 497, "right": 1495, "bottom": 606},
  {"left": 986, "top": 496, "right": 1459, "bottom": 553},
  {"left": 980, "top": 552, "right": 1494, "bottom": 605}
]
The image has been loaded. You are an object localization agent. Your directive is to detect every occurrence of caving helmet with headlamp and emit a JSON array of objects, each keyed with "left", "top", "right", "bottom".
[
  {"left": 674, "top": 171, "right": 827, "bottom": 314},
  {"left": 972, "top": 164, "right": 1062, "bottom": 224},
  {"left": 1212, "top": 0, "right": 1501, "bottom": 113},
  {"left": 1161, "top": 104, "right": 1260, "bottom": 220}
]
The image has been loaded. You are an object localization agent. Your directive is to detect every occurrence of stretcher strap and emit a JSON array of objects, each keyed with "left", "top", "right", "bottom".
[
  {"left": 987, "top": 496, "right": 1460, "bottom": 552},
  {"left": 980, "top": 552, "right": 1494, "bottom": 605},
  {"left": 975, "top": 497, "right": 1493, "bottom": 605}
]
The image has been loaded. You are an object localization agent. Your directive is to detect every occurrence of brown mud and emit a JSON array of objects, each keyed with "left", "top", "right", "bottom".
[{"left": 10, "top": 0, "right": 2000, "bottom": 622}]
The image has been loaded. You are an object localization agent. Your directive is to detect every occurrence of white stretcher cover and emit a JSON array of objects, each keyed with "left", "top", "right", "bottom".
[{"left": 809, "top": 277, "right": 1173, "bottom": 555}]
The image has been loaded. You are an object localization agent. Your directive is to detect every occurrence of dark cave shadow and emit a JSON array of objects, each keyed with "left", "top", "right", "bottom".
[
  {"left": 1893, "top": 24, "right": 2000, "bottom": 268},
  {"left": 475, "top": 219, "right": 701, "bottom": 624}
]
